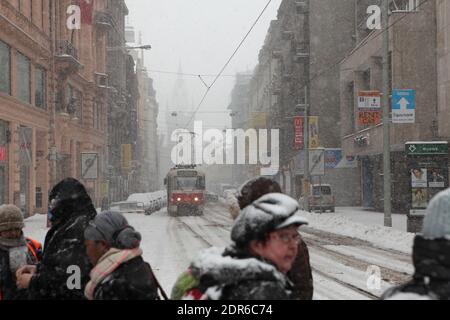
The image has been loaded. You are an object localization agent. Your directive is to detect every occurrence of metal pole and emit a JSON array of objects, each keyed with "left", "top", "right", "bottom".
[
  {"left": 304, "top": 3, "right": 311, "bottom": 212},
  {"left": 304, "top": 86, "right": 310, "bottom": 212},
  {"left": 382, "top": 0, "right": 392, "bottom": 227}
]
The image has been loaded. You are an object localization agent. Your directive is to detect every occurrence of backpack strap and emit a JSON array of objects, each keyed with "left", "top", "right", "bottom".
[{"left": 145, "top": 262, "right": 169, "bottom": 300}]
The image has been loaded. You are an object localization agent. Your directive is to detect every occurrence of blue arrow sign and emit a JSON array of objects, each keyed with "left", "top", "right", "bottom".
[{"left": 392, "top": 89, "right": 415, "bottom": 110}]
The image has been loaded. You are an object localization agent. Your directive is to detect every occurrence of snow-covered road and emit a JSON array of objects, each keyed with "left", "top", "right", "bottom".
[{"left": 23, "top": 203, "right": 414, "bottom": 300}]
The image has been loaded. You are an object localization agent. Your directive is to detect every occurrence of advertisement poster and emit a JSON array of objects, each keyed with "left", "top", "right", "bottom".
[
  {"left": 309, "top": 116, "right": 320, "bottom": 149},
  {"left": 411, "top": 168, "right": 427, "bottom": 188},
  {"left": 293, "top": 116, "right": 304, "bottom": 150},
  {"left": 428, "top": 168, "right": 445, "bottom": 188},
  {"left": 412, "top": 188, "right": 428, "bottom": 209},
  {"left": 358, "top": 111, "right": 381, "bottom": 126},
  {"left": 325, "top": 149, "right": 343, "bottom": 169},
  {"left": 358, "top": 91, "right": 381, "bottom": 126}
]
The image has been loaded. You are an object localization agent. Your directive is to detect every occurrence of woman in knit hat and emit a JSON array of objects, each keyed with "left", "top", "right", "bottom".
[
  {"left": 83, "top": 211, "right": 159, "bottom": 300},
  {"left": 382, "top": 188, "right": 450, "bottom": 300},
  {"left": 234, "top": 177, "right": 314, "bottom": 300},
  {"left": 0, "top": 205, "right": 41, "bottom": 300},
  {"left": 176, "top": 193, "right": 308, "bottom": 300}
]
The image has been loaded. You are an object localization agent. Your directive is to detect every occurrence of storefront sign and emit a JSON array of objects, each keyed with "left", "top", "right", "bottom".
[
  {"left": 18, "top": 127, "right": 32, "bottom": 166},
  {"left": 293, "top": 116, "right": 304, "bottom": 150}
]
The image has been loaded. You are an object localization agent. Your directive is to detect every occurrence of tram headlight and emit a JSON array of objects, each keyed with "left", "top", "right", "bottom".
[
  {"left": 194, "top": 197, "right": 199, "bottom": 202},
  {"left": 177, "top": 197, "right": 182, "bottom": 202}
]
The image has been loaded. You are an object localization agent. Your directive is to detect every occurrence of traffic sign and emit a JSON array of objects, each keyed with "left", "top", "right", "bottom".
[
  {"left": 358, "top": 91, "right": 381, "bottom": 125},
  {"left": 392, "top": 89, "right": 415, "bottom": 124},
  {"left": 358, "top": 91, "right": 381, "bottom": 109},
  {"left": 294, "top": 149, "right": 325, "bottom": 176},
  {"left": 406, "top": 142, "right": 448, "bottom": 156},
  {"left": 81, "top": 152, "right": 98, "bottom": 180},
  {"left": 309, "top": 149, "right": 325, "bottom": 176}
]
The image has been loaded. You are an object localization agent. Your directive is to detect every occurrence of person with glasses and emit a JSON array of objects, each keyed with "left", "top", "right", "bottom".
[
  {"left": 235, "top": 177, "right": 314, "bottom": 300},
  {"left": 175, "top": 193, "right": 308, "bottom": 300}
]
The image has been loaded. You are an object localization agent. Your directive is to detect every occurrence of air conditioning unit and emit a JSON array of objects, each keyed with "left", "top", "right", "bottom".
[
  {"left": 95, "top": 73, "right": 108, "bottom": 88},
  {"left": 391, "top": 0, "right": 419, "bottom": 12}
]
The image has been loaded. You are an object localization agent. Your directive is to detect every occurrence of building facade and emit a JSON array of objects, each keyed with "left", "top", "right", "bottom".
[
  {"left": 0, "top": 0, "right": 147, "bottom": 214},
  {"left": 230, "top": 0, "right": 360, "bottom": 205},
  {"left": 0, "top": 0, "right": 53, "bottom": 216},
  {"left": 340, "top": 0, "right": 438, "bottom": 212}
]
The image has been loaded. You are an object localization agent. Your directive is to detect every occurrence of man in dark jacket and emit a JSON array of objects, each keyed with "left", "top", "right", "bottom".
[
  {"left": 16, "top": 178, "right": 96, "bottom": 300},
  {"left": 382, "top": 188, "right": 450, "bottom": 300},
  {"left": 187, "top": 193, "right": 309, "bottom": 300},
  {"left": 235, "top": 177, "right": 314, "bottom": 300},
  {"left": 83, "top": 211, "right": 158, "bottom": 300},
  {"left": 0, "top": 205, "right": 41, "bottom": 300}
]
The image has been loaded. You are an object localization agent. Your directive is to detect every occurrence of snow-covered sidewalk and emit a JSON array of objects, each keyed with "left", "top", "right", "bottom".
[
  {"left": 300, "top": 208, "right": 415, "bottom": 254},
  {"left": 336, "top": 207, "right": 407, "bottom": 232}
]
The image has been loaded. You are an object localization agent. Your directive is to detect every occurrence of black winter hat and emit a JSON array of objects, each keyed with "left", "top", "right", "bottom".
[
  {"left": 231, "top": 193, "right": 308, "bottom": 248},
  {"left": 49, "top": 178, "right": 96, "bottom": 222},
  {"left": 237, "top": 177, "right": 282, "bottom": 210}
]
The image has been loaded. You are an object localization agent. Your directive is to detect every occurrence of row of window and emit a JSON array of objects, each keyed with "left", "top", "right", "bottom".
[
  {"left": 0, "top": 40, "right": 46, "bottom": 109},
  {"left": 65, "top": 85, "right": 103, "bottom": 130},
  {"left": 1, "top": 40, "right": 103, "bottom": 130}
]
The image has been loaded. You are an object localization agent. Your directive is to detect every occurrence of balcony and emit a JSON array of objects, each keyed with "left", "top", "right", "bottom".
[
  {"left": 56, "top": 40, "right": 78, "bottom": 60},
  {"left": 94, "top": 11, "right": 114, "bottom": 32},
  {"left": 55, "top": 40, "right": 82, "bottom": 73}
]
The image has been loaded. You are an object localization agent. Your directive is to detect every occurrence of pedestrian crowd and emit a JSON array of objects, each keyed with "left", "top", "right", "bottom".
[{"left": 1, "top": 176, "right": 450, "bottom": 300}]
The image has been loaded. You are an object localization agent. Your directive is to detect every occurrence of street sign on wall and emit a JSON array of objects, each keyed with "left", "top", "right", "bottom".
[
  {"left": 358, "top": 91, "right": 381, "bottom": 126},
  {"left": 392, "top": 89, "right": 416, "bottom": 124},
  {"left": 358, "top": 91, "right": 381, "bottom": 109},
  {"left": 294, "top": 149, "right": 325, "bottom": 176},
  {"left": 406, "top": 142, "right": 448, "bottom": 156},
  {"left": 358, "top": 111, "right": 381, "bottom": 126},
  {"left": 81, "top": 152, "right": 98, "bottom": 180}
]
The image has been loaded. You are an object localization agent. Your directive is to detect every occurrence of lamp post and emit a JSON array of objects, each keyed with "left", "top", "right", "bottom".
[
  {"left": 382, "top": 0, "right": 392, "bottom": 227},
  {"left": 106, "top": 44, "right": 152, "bottom": 51}
]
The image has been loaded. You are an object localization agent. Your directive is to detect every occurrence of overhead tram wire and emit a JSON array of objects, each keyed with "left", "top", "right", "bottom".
[
  {"left": 147, "top": 69, "right": 243, "bottom": 78},
  {"left": 173, "top": 0, "right": 430, "bottom": 128},
  {"left": 184, "top": 0, "right": 273, "bottom": 128}
]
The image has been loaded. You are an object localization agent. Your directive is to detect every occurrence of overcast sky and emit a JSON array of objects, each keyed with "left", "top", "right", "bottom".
[{"left": 125, "top": 0, "right": 283, "bottom": 132}]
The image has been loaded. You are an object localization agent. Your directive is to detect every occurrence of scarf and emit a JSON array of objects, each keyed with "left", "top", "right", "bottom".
[
  {"left": 0, "top": 236, "right": 28, "bottom": 273},
  {"left": 84, "top": 247, "right": 143, "bottom": 300},
  {"left": 0, "top": 236, "right": 26, "bottom": 251}
]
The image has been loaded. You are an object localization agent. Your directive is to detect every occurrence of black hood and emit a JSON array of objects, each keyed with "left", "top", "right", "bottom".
[
  {"left": 413, "top": 235, "right": 450, "bottom": 281},
  {"left": 49, "top": 178, "right": 97, "bottom": 223}
]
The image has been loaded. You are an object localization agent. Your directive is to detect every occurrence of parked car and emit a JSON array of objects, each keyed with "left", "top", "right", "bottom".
[
  {"left": 110, "top": 201, "right": 146, "bottom": 214},
  {"left": 155, "top": 197, "right": 162, "bottom": 211},
  {"left": 223, "top": 189, "right": 237, "bottom": 199},
  {"left": 299, "top": 184, "right": 335, "bottom": 213},
  {"left": 206, "top": 191, "right": 219, "bottom": 202}
]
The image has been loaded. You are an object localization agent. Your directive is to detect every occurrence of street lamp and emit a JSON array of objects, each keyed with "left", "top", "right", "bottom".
[
  {"left": 106, "top": 45, "right": 152, "bottom": 51},
  {"left": 127, "top": 45, "right": 152, "bottom": 50}
]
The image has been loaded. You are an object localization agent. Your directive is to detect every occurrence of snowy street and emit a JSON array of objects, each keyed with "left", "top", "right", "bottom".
[{"left": 24, "top": 203, "right": 414, "bottom": 300}]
